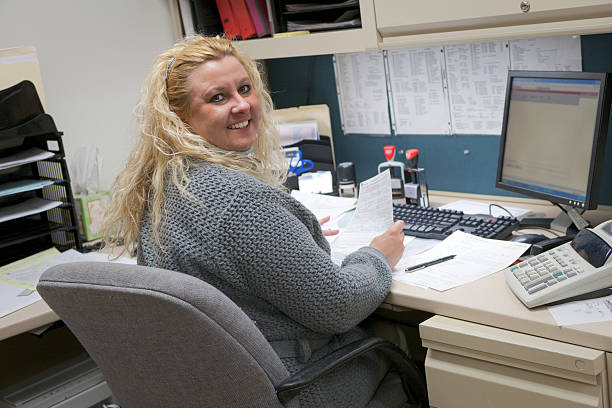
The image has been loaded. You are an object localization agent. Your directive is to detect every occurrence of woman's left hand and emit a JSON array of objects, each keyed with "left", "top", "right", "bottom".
[{"left": 319, "top": 216, "right": 339, "bottom": 236}]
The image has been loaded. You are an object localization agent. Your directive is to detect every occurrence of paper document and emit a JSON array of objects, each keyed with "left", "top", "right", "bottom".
[
  {"left": 0, "top": 248, "right": 136, "bottom": 319},
  {"left": 291, "top": 190, "right": 356, "bottom": 221},
  {"left": 0, "top": 147, "right": 54, "bottom": 170},
  {"left": 445, "top": 41, "right": 509, "bottom": 135},
  {"left": 0, "top": 197, "right": 62, "bottom": 223},
  {"left": 333, "top": 51, "right": 391, "bottom": 135},
  {"left": 509, "top": 36, "right": 582, "bottom": 71},
  {"left": 548, "top": 294, "right": 612, "bottom": 326},
  {"left": 386, "top": 46, "right": 451, "bottom": 135},
  {"left": 393, "top": 231, "right": 530, "bottom": 291},
  {"left": 439, "top": 200, "right": 532, "bottom": 218},
  {"left": 330, "top": 171, "right": 418, "bottom": 264}
]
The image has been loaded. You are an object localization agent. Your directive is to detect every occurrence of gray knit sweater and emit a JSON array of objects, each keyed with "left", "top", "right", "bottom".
[{"left": 138, "top": 161, "right": 394, "bottom": 407}]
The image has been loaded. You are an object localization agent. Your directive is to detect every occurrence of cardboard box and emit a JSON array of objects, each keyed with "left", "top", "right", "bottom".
[{"left": 75, "top": 192, "right": 110, "bottom": 242}]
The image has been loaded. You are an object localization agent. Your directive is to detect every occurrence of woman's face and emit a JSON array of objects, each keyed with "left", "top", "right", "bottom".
[{"left": 185, "top": 56, "right": 261, "bottom": 152}]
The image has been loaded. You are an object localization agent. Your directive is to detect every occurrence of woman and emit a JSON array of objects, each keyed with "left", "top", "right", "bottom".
[{"left": 103, "top": 35, "right": 406, "bottom": 407}]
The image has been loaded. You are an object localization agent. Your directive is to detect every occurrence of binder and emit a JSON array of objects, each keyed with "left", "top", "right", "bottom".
[
  {"left": 215, "top": 0, "right": 241, "bottom": 40},
  {"left": 264, "top": 0, "right": 277, "bottom": 34},
  {"left": 191, "top": 0, "right": 223, "bottom": 36},
  {"left": 232, "top": 0, "right": 257, "bottom": 40},
  {"left": 245, "top": 0, "right": 270, "bottom": 37}
]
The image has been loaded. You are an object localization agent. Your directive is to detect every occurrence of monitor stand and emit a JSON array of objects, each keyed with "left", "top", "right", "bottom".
[{"left": 550, "top": 206, "right": 588, "bottom": 235}]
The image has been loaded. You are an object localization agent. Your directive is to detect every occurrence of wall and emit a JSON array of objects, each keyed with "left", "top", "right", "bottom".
[
  {"left": 267, "top": 34, "right": 612, "bottom": 206},
  {"left": 0, "top": 0, "right": 177, "bottom": 191}
]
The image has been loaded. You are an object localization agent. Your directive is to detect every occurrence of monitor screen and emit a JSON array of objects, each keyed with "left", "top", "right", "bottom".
[{"left": 496, "top": 71, "right": 611, "bottom": 210}]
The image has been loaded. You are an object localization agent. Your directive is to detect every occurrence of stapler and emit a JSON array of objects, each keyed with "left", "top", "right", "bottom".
[{"left": 377, "top": 145, "right": 405, "bottom": 199}]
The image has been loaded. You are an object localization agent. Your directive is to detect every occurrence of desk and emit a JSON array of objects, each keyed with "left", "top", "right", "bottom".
[
  {"left": 385, "top": 271, "right": 612, "bottom": 407},
  {"left": 382, "top": 192, "right": 612, "bottom": 407}
]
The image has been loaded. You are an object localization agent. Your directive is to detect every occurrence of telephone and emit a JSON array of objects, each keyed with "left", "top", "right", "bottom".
[{"left": 504, "top": 219, "right": 612, "bottom": 308}]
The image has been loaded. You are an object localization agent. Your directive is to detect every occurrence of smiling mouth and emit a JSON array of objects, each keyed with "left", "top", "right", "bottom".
[{"left": 228, "top": 120, "right": 249, "bottom": 129}]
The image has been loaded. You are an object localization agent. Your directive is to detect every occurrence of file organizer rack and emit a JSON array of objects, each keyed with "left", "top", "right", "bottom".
[
  {"left": 0, "top": 81, "right": 82, "bottom": 266},
  {"left": 271, "top": 0, "right": 362, "bottom": 34}
]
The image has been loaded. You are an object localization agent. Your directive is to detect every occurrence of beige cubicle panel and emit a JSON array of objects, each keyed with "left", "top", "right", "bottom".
[
  {"left": 420, "top": 315, "right": 608, "bottom": 408},
  {"left": 272, "top": 104, "right": 336, "bottom": 168},
  {"left": 0, "top": 46, "right": 46, "bottom": 109}
]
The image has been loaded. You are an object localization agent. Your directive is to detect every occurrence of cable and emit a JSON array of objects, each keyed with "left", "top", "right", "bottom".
[
  {"left": 553, "top": 202, "right": 568, "bottom": 214},
  {"left": 514, "top": 226, "right": 562, "bottom": 237},
  {"left": 488, "top": 203, "right": 514, "bottom": 218}
]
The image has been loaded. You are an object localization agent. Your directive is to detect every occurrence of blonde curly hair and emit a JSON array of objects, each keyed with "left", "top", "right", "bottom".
[{"left": 102, "top": 35, "right": 287, "bottom": 256}]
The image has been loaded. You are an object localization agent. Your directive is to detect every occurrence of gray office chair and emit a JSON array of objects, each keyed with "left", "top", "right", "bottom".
[{"left": 37, "top": 262, "right": 426, "bottom": 408}]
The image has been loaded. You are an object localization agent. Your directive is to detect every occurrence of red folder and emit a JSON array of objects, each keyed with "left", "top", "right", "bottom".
[
  {"left": 215, "top": 0, "right": 240, "bottom": 40},
  {"left": 231, "top": 0, "right": 257, "bottom": 40}
]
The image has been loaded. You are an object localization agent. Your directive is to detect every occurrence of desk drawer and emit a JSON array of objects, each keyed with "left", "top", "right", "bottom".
[{"left": 420, "top": 316, "right": 608, "bottom": 408}]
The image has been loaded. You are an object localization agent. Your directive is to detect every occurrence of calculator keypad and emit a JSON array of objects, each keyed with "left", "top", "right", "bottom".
[{"left": 510, "top": 247, "right": 584, "bottom": 295}]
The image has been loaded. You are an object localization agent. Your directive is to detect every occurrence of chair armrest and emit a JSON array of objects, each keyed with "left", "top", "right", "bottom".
[{"left": 275, "top": 337, "right": 427, "bottom": 405}]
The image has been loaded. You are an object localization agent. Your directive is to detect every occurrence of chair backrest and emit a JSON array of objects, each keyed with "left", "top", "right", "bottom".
[{"left": 37, "top": 262, "right": 292, "bottom": 408}]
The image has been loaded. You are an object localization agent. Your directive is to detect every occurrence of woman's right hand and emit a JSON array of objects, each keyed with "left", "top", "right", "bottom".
[{"left": 369, "top": 220, "right": 405, "bottom": 269}]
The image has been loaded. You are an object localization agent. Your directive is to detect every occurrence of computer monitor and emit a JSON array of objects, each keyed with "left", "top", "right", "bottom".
[{"left": 496, "top": 71, "right": 612, "bottom": 217}]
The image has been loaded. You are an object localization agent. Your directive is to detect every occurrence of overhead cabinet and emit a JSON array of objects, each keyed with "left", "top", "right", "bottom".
[{"left": 376, "top": 0, "right": 612, "bottom": 48}]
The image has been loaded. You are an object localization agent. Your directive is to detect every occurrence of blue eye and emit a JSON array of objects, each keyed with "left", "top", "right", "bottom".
[{"left": 239, "top": 84, "right": 251, "bottom": 94}]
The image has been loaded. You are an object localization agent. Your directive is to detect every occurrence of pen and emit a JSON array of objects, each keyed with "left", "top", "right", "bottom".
[{"left": 405, "top": 255, "right": 456, "bottom": 272}]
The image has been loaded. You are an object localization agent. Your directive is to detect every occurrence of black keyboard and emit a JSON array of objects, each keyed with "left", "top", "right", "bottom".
[{"left": 393, "top": 203, "right": 519, "bottom": 240}]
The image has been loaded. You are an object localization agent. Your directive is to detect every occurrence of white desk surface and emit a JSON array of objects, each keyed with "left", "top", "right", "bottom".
[
  {"left": 385, "top": 271, "right": 612, "bottom": 353},
  {"left": 0, "top": 300, "right": 57, "bottom": 341}
]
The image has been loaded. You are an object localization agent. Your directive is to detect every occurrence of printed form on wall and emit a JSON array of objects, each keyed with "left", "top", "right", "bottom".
[
  {"left": 386, "top": 47, "right": 450, "bottom": 135},
  {"left": 333, "top": 51, "right": 391, "bottom": 135},
  {"left": 509, "top": 36, "right": 582, "bottom": 71},
  {"left": 445, "top": 41, "right": 509, "bottom": 135}
]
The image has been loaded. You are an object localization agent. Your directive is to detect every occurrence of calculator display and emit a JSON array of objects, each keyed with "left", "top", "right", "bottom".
[{"left": 570, "top": 229, "right": 612, "bottom": 268}]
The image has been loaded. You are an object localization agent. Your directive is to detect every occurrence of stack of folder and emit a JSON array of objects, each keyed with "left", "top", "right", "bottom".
[{"left": 192, "top": 0, "right": 272, "bottom": 40}]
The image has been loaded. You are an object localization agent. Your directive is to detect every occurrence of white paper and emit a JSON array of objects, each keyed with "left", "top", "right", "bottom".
[
  {"left": 548, "top": 294, "right": 612, "bottom": 326},
  {"left": 333, "top": 51, "right": 391, "bottom": 135},
  {"left": 290, "top": 190, "right": 357, "bottom": 221},
  {"left": 0, "top": 147, "right": 54, "bottom": 170},
  {"left": 387, "top": 47, "right": 451, "bottom": 134},
  {"left": 446, "top": 41, "right": 509, "bottom": 135},
  {"left": 3, "top": 249, "right": 135, "bottom": 288},
  {"left": 510, "top": 36, "right": 582, "bottom": 71},
  {"left": 331, "top": 170, "right": 395, "bottom": 263},
  {"left": 297, "top": 171, "right": 333, "bottom": 194},
  {"left": 0, "top": 248, "right": 136, "bottom": 319},
  {"left": 0, "top": 197, "right": 62, "bottom": 223},
  {"left": 393, "top": 231, "right": 530, "bottom": 291},
  {"left": 439, "top": 200, "right": 532, "bottom": 218}
]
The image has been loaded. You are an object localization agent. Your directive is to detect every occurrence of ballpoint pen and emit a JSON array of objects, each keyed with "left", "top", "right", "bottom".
[{"left": 405, "top": 254, "right": 456, "bottom": 272}]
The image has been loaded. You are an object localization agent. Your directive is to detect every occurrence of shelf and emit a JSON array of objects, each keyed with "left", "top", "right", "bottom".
[
  {"left": 231, "top": 0, "right": 377, "bottom": 59},
  {"left": 236, "top": 28, "right": 374, "bottom": 59}
]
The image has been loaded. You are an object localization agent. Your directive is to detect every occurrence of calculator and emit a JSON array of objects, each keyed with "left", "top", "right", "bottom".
[{"left": 504, "top": 219, "right": 612, "bottom": 308}]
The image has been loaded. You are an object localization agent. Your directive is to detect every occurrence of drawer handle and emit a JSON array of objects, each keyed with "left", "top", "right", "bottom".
[{"left": 520, "top": 0, "right": 530, "bottom": 12}]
